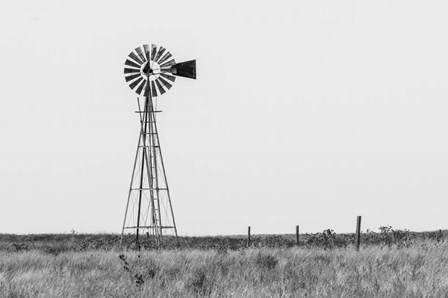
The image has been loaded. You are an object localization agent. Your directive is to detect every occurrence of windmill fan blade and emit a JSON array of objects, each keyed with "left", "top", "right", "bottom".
[
  {"left": 135, "top": 47, "right": 147, "bottom": 62},
  {"left": 158, "top": 52, "right": 172, "bottom": 65},
  {"left": 170, "top": 60, "right": 196, "bottom": 79},
  {"left": 143, "top": 44, "right": 150, "bottom": 61},
  {"left": 129, "top": 76, "right": 144, "bottom": 90},
  {"left": 128, "top": 52, "right": 143, "bottom": 65},
  {"left": 155, "top": 47, "right": 166, "bottom": 63},
  {"left": 124, "top": 68, "right": 140, "bottom": 74},
  {"left": 151, "top": 44, "right": 158, "bottom": 61},
  {"left": 158, "top": 76, "right": 173, "bottom": 89},
  {"left": 135, "top": 80, "right": 147, "bottom": 95},
  {"left": 160, "top": 59, "right": 176, "bottom": 68},
  {"left": 151, "top": 81, "right": 158, "bottom": 97},
  {"left": 155, "top": 79, "right": 166, "bottom": 95},
  {"left": 160, "top": 73, "right": 176, "bottom": 83},
  {"left": 125, "top": 73, "right": 141, "bottom": 82},
  {"left": 125, "top": 59, "right": 141, "bottom": 69}
]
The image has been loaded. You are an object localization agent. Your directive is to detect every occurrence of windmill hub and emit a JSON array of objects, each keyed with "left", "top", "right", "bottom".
[
  {"left": 140, "top": 61, "right": 159, "bottom": 78},
  {"left": 142, "top": 63, "right": 152, "bottom": 74}
]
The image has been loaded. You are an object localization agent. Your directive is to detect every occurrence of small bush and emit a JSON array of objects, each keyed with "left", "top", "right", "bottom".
[
  {"left": 43, "top": 245, "right": 69, "bottom": 256},
  {"left": 119, "top": 253, "right": 159, "bottom": 287},
  {"left": 187, "top": 267, "right": 211, "bottom": 296},
  {"left": 378, "top": 226, "right": 413, "bottom": 249},
  {"left": 12, "top": 243, "right": 29, "bottom": 252},
  {"left": 256, "top": 252, "right": 278, "bottom": 270}
]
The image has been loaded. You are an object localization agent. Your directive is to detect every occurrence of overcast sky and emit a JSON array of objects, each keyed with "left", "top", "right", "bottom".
[{"left": 1, "top": 1, "right": 448, "bottom": 235}]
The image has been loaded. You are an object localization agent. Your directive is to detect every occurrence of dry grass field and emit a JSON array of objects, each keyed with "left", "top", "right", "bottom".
[{"left": 1, "top": 230, "right": 447, "bottom": 297}]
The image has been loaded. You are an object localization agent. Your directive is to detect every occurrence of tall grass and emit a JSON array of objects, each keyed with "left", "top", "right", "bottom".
[{"left": 1, "top": 241, "right": 448, "bottom": 297}]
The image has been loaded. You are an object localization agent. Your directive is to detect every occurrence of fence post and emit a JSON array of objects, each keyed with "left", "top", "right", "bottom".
[
  {"left": 247, "top": 226, "right": 251, "bottom": 247},
  {"left": 296, "top": 225, "right": 299, "bottom": 245},
  {"left": 356, "top": 216, "right": 361, "bottom": 251}
]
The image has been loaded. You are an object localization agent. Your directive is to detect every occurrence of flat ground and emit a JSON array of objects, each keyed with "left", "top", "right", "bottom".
[{"left": 0, "top": 231, "right": 446, "bottom": 297}]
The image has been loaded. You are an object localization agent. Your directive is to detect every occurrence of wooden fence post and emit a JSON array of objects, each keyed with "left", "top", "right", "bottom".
[
  {"left": 356, "top": 216, "right": 362, "bottom": 251},
  {"left": 296, "top": 225, "right": 299, "bottom": 245},
  {"left": 247, "top": 226, "right": 251, "bottom": 247}
]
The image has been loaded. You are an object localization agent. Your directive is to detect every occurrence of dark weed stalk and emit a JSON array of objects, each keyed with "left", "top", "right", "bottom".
[{"left": 119, "top": 254, "right": 145, "bottom": 287}]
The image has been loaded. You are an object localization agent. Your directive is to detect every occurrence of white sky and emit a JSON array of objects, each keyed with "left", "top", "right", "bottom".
[{"left": 1, "top": 1, "right": 448, "bottom": 235}]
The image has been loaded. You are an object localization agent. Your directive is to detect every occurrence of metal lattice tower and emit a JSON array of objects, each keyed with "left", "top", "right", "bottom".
[{"left": 121, "top": 44, "right": 196, "bottom": 245}]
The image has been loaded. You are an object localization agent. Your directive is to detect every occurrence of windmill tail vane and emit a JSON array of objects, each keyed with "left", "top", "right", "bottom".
[{"left": 121, "top": 44, "right": 196, "bottom": 246}]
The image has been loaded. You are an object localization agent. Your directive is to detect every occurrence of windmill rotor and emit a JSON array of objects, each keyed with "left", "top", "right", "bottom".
[{"left": 124, "top": 44, "right": 196, "bottom": 98}]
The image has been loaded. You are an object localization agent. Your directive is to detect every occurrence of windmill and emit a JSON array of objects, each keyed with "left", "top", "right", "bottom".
[{"left": 121, "top": 44, "right": 196, "bottom": 246}]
